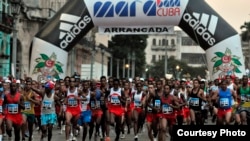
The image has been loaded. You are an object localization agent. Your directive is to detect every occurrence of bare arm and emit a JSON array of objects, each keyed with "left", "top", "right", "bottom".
[
  {"left": 198, "top": 89, "right": 207, "bottom": 102},
  {"left": 31, "top": 87, "right": 45, "bottom": 97},
  {"left": 19, "top": 95, "right": 25, "bottom": 110}
]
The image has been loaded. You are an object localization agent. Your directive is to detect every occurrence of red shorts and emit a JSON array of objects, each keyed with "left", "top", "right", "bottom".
[
  {"left": 161, "top": 113, "right": 176, "bottom": 125},
  {"left": 146, "top": 113, "right": 154, "bottom": 123},
  {"left": 5, "top": 113, "right": 23, "bottom": 126},
  {"left": 109, "top": 106, "right": 124, "bottom": 117},
  {"left": 92, "top": 109, "right": 103, "bottom": 119},
  {"left": 133, "top": 107, "right": 143, "bottom": 114},
  {"left": 66, "top": 107, "right": 81, "bottom": 117},
  {"left": 217, "top": 108, "right": 232, "bottom": 118},
  {"left": 183, "top": 107, "right": 190, "bottom": 118},
  {"left": 176, "top": 109, "right": 183, "bottom": 116},
  {"left": 146, "top": 113, "right": 161, "bottom": 123}
]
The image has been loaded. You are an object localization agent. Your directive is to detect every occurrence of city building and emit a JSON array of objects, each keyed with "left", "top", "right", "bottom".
[
  {"left": 145, "top": 29, "right": 207, "bottom": 68},
  {"left": 1, "top": 0, "right": 248, "bottom": 80},
  {"left": 2, "top": 0, "right": 110, "bottom": 80}
]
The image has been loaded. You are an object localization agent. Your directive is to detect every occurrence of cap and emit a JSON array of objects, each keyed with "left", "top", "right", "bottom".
[
  {"left": 16, "top": 80, "right": 21, "bottom": 84},
  {"left": 5, "top": 79, "right": 11, "bottom": 83},
  {"left": 180, "top": 78, "right": 187, "bottom": 82},
  {"left": 44, "top": 81, "right": 55, "bottom": 90}
]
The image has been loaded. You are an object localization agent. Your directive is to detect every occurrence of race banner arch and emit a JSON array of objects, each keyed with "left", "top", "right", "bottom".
[{"left": 28, "top": 0, "right": 245, "bottom": 81}]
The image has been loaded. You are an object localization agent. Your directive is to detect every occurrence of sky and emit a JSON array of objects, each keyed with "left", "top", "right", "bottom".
[{"left": 205, "top": 0, "right": 250, "bottom": 33}]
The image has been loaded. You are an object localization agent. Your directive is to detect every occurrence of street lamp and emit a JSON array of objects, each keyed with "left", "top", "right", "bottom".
[
  {"left": 10, "top": 0, "right": 22, "bottom": 78},
  {"left": 175, "top": 65, "right": 182, "bottom": 80},
  {"left": 125, "top": 64, "right": 130, "bottom": 78}
]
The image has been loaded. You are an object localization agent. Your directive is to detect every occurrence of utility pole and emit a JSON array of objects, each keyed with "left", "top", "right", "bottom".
[{"left": 164, "top": 45, "right": 168, "bottom": 76}]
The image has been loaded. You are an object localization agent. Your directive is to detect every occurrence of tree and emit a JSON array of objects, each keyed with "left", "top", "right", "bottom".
[
  {"left": 147, "top": 56, "right": 207, "bottom": 79},
  {"left": 108, "top": 35, "right": 148, "bottom": 78}
]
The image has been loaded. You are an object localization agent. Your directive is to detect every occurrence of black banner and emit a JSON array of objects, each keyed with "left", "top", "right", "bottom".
[
  {"left": 34, "top": 0, "right": 94, "bottom": 52},
  {"left": 178, "top": 0, "right": 237, "bottom": 50}
]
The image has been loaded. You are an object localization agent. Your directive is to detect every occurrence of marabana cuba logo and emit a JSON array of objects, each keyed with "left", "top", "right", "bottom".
[
  {"left": 211, "top": 48, "right": 242, "bottom": 79},
  {"left": 94, "top": 0, "right": 180, "bottom": 17},
  {"left": 33, "top": 52, "right": 64, "bottom": 80}
]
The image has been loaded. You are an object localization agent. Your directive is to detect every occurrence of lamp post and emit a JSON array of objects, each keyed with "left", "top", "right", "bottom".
[
  {"left": 101, "top": 48, "right": 105, "bottom": 76},
  {"left": 10, "top": 0, "right": 21, "bottom": 78},
  {"left": 125, "top": 64, "right": 130, "bottom": 79},
  {"left": 131, "top": 51, "right": 135, "bottom": 78},
  {"left": 90, "top": 45, "right": 96, "bottom": 80},
  {"left": 175, "top": 65, "right": 182, "bottom": 80},
  {"left": 164, "top": 45, "right": 168, "bottom": 75}
]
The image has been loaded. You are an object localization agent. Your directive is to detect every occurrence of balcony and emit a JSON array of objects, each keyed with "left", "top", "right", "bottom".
[{"left": 151, "top": 44, "right": 176, "bottom": 51}]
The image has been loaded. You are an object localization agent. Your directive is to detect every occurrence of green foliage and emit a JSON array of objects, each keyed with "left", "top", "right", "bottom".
[
  {"left": 108, "top": 35, "right": 148, "bottom": 78},
  {"left": 147, "top": 56, "right": 207, "bottom": 79}
]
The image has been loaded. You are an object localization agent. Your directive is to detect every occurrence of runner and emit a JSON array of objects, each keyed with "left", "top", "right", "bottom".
[
  {"left": 78, "top": 80, "right": 91, "bottom": 141},
  {"left": 4, "top": 81, "right": 25, "bottom": 141},
  {"left": 121, "top": 80, "right": 132, "bottom": 138},
  {"left": 159, "top": 84, "right": 179, "bottom": 141},
  {"left": 131, "top": 82, "right": 146, "bottom": 140},
  {"left": 106, "top": 78, "right": 126, "bottom": 141},
  {"left": 40, "top": 81, "right": 61, "bottom": 141},
  {"left": 188, "top": 79, "right": 207, "bottom": 125},
  {"left": 212, "top": 79, "right": 237, "bottom": 125},
  {"left": 145, "top": 84, "right": 157, "bottom": 141},
  {"left": 237, "top": 75, "right": 250, "bottom": 125},
  {"left": 64, "top": 77, "right": 83, "bottom": 141},
  {"left": 0, "top": 83, "right": 5, "bottom": 141},
  {"left": 89, "top": 80, "right": 103, "bottom": 140},
  {"left": 21, "top": 79, "right": 39, "bottom": 141}
]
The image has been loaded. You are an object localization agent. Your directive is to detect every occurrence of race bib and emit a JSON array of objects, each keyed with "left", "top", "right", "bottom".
[
  {"left": 219, "top": 98, "right": 229, "bottom": 108},
  {"left": 189, "top": 98, "right": 199, "bottom": 106},
  {"left": 162, "top": 104, "right": 173, "bottom": 114},
  {"left": 96, "top": 101, "right": 101, "bottom": 108},
  {"left": 241, "top": 94, "right": 250, "bottom": 102},
  {"left": 111, "top": 96, "right": 120, "bottom": 105},
  {"left": 8, "top": 104, "right": 18, "bottom": 114},
  {"left": 134, "top": 100, "right": 141, "bottom": 107},
  {"left": 43, "top": 101, "right": 52, "bottom": 109},
  {"left": 24, "top": 102, "right": 31, "bottom": 110},
  {"left": 241, "top": 94, "right": 250, "bottom": 108},
  {"left": 241, "top": 95, "right": 246, "bottom": 102},
  {"left": 147, "top": 103, "right": 153, "bottom": 112},
  {"left": 90, "top": 101, "right": 96, "bottom": 109},
  {"left": 81, "top": 101, "right": 88, "bottom": 111},
  {"left": 68, "top": 98, "right": 78, "bottom": 107},
  {"left": 154, "top": 100, "right": 161, "bottom": 109}
]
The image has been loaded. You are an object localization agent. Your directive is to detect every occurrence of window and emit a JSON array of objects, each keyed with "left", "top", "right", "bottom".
[
  {"left": 171, "top": 39, "right": 175, "bottom": 45},
  {"left": 158, "top": 39, "right": 161, "bottom": 46},
  {"left": 152, "top": 55, "right": 156, "bottom": 63},
  {"left": 181, "top": 37, "right": 198, "bottom": 46},
  {"left": 152, "top": 38, "right": 156, "bottom": 45},
  {"left": 162, "top": 39, "right": 166, "bottom": 46}
]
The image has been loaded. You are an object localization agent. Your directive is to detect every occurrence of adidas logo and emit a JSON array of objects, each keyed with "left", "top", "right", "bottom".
[
  {"left": 59, "top": 13, "right": 92, "bottom": 49},
  {"left": 182, "top": 12, "right": 218, "bottom": 46}
]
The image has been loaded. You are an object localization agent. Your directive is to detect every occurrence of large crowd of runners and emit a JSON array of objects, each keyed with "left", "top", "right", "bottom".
[{"left": 0, "top": 74, "right": 249, "bottom": 141}]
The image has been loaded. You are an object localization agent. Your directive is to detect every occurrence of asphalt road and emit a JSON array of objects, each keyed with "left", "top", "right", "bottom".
[{"left": 3, "top": 115, "right": 216, "bottom": 141}]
